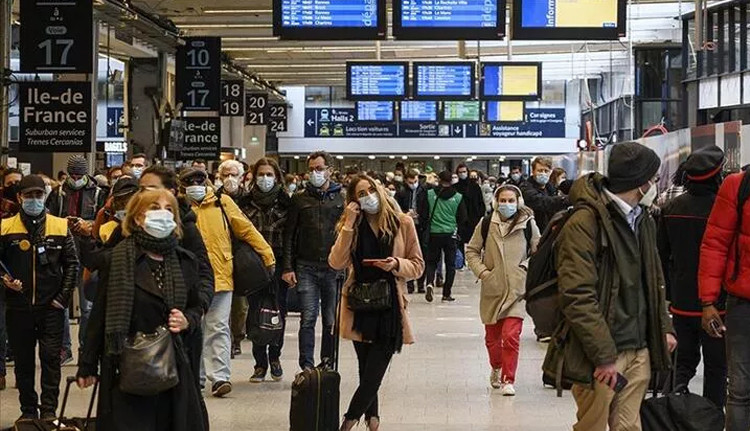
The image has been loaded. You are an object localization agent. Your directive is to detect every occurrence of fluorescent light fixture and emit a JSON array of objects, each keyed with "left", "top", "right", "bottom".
[
  {"left": 294, "top": 156, "right": 300, "bottom": 160},
  {"left": 336, "top": 155, "right": 344, "bottom": 160},
  {"left": 236, "top": 63, "right": 347, "bottom": 68},
  {"left": 368, "top": 155, "right": 376, "bottom": 160},
  {"left": 259, "top": 71, "right": 342, "bottom": 76},
  {"left": 433, "top": 156, "right": 440, "bottom": 160},
  {"left": 401, "top": 156, "right": 408, "bottom": 160},
  {"left": 203, "top": 8, "right": 272, "bottom": 14},
  {"left": 389, "top": 156, "right": 395, "bottom": 159},
  {"left": 178, "top": 24, "right": 272, "bottom": 29},
  {"left": 222, "top": 37, "right": 279, "bottom": 42}
]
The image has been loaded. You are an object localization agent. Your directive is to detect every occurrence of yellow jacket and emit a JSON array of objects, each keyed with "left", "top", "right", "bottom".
[{"left": 191, "top": 189, "right": 275, "bottom": 292}]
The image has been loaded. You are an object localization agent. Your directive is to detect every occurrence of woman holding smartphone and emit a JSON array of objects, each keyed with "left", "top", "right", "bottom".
[{"left": 329, "top": 174, "right": 424, "bottom": 431}]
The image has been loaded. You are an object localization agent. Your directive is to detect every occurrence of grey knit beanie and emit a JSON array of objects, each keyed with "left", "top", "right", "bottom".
[{"left": 67, "top": 155, "right": 88, "bottom": 176}]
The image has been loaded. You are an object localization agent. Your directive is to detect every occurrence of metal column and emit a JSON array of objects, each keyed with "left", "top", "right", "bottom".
[
  {"left": 89, "top": 19, "right": 99, "bottom": 172},
  {"left": 0, "top": 0, "right": 12, "bottom": 165}
]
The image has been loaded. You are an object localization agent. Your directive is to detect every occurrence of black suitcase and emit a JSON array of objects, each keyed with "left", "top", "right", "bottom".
[
  {"left": 5, "top": 376, "right": 97, "bottom": 431},
  {"left": 289, "top": 278, "right": 343, "bottom": 431}
]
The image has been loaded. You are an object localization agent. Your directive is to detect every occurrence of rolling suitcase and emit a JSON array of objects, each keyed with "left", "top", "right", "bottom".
[
  {"left": 289, "top": 277, "right": 343, "bottom": 431},
  {"left": 6, "top": 376, "right": 97, "bottom": 431}
]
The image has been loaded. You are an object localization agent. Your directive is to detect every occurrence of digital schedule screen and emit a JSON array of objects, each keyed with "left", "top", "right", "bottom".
[
  {"left": 442, "top": 101, "right": 480, "bottom": 122},
  {"left": 481, "top": 62, "right": 542, "bottom": 101},
  {"left": 413, "top": 62, "right": 475, "bottom": 100},
  {"left": 393, "top": 0, "right": 506, "bottom": 40},
  {"left": 400, "top": 101, "right": 438, "bottom": 122},
  {"left": 512, "top": 0, "right": 626, "bottom": 40},
  {"left": 347, "top": 62, "right": 409, "bottom": 100},
  {"left": 485, "top": 101, "right": 524, "bottom": 122},
  {"left": 273, "top": 0, "right": 387, "bottom": 40},
  {"left": 356, "top": 101, "right": 394, "bottom": 122}
]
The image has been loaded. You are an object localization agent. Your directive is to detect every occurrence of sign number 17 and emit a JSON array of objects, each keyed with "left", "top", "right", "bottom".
[{"left": 38, "top": 39, "right": 74, "bottom": 66}]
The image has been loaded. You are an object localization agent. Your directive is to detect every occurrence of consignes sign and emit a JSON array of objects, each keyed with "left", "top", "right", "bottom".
[{"left": 19, "top": 81, "right": 91, "bottom": 152}]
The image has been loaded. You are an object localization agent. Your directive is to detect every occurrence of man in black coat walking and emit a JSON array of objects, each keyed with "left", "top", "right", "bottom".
[
  {"left": 520, "top": 157, "right": 569, "bottom": 234},
  {"left": 453, "top": 164, "right": 485, "bottom": 267},
  {"left": 396, "top": 169, "right": 429, "bottom": 293}
]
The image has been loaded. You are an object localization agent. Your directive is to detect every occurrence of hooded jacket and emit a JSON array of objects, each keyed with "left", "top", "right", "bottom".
[{"left": 543, "top": 174, "right": 673, "bottom": 386}]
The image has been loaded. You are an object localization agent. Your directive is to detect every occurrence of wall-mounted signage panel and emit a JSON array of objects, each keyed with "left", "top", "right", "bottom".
[
  {"left": 356, "top": 101, "right": 394, "bottom": 122},
  {"left": 180, "top": 118, "right": 221, "bottom": 160},
  {"left": 480, "top": 62, "right": 542, "bottom": 101},
  {"left": 413, "top": 62, "right": 475, "bottom": 100},
  {"left": 273, "top": 0, "right": 387, "bottom": 40},
  {"left": 347, "top": 62, "right": 409, "bottom": 100},
  {"left": 400, "top": 101, "right": 438, "bottom": 122},
  {"left": 513, "top": 0, "right": 626, "bottom": 40},
  {"left": 393, "top": 0, "right": 506, "bottom": 40},
  {"left": 176, "top": 37, "right": 221, "bottom": 111},
  {"left": 19, "top": 82, "right": 92, "bottom": 152}
]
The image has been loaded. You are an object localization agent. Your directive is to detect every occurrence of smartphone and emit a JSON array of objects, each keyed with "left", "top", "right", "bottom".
[
  {"left": 0, "top": 259, "right": 13, "bottom": 279},
  {"left": 710, "top": 319, "right": 723, "bottom": 334},
  {"left": 614, "top": 373, "right": 629, "bottom": 393},
  {"left": 362, "top": 259, "right": 388, "bottom": 266},
  {"left": 66, "top": 216, "right": 80, "bottom": 226}
]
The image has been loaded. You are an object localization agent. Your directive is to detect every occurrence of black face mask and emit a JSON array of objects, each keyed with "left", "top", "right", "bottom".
[{"left": 3, "top": 183, "right": 19, "bottom": 203}]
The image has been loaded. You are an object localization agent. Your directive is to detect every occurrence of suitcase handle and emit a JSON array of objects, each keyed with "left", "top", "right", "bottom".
[{"left": 58, "top": 376, "right": 98, "bottom": 430}]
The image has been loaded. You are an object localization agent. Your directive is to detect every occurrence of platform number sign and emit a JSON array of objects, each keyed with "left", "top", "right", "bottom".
[
  {"left": 176, "top": 37, "right": 221, "bottom": 112},
  {"left": 245, "top": 93, "right": 269, "bottom": 125},
  {"left": 269, "top": 103, "right": 288, "bottom": 133},
  {"left": 220, "top": 80, "right": 244, "bottom": 117},
  {"left": 20, "top": 0, "right": 93, "bottom": 73}
]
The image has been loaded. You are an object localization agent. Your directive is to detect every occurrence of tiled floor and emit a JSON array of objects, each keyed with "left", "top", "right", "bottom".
[{"left": 0, "top": 271, "right": 701, "bottom": 429}]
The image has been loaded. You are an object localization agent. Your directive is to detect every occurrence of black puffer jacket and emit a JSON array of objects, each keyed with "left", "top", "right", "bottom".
[
  {"left": 520, "top": 177, "right": 569, "bottom": 232},
  {"left": 283, "top": 183, "right": 344, "bottom": 271}
]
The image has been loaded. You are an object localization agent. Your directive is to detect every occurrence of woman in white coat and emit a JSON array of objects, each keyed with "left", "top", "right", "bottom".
[{"left": 466, "top": 184, "right": 540, "bottom": 395}]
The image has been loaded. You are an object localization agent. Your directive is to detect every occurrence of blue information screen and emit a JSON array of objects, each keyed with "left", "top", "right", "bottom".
[
  {"left": 357, "top": 101, "right": 393, "bottom": 121},
  {"left": 416, "top": 64, "right": 474, "bottom": 97},
  {"left": 349, "top": 64, "right": 407, "bottom": 97},
  {"left": 400, "top": 0, "right": 497, "bottom": 28},
  {"left": 483, "top": 65, "right": 502, "bottom": 96},
  {"left": 400, "top": 101, "right": 437, "bottom": 122},
  {"left": 280, "top": 0, "right": 379, "bottom": 28}
]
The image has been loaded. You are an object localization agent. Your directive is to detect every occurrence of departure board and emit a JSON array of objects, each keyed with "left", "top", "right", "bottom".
[
  {"left": 393, "top": 0, "right": 506, "bottom": 40},
  {"left": 414, "top": 62, "right": 475, "bottom": 100},
  {"left": 485, "top": 101, "right": 524, "bottom": 122},
  {"left": 481, "top": 62, "right": 541, "bottom": 101},
  {"left": 442, "top": 101, "right": 480, "bottom": 122},
  {"left": 400, "top": 101, "right": 438, "bottom": 122},
  {"left": 273, "top": 0, "right": 387, "bottom": 40},
  {"left": 347, "top": 62, "right": 409, "bottom": 100},
  {"left": 512, "top": 0, "right": 625, "bottom": 40},
  {"left": 356, "top": 101, "right": 394, "bottom": 122}
]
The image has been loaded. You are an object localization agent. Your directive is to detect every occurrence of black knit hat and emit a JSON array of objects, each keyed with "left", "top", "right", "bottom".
[
  {"left": 606, "top": 142, "right": 661, "bottom": 193},
  {"left": 684, "top": 145, "right": 724, "bottom": 182}
]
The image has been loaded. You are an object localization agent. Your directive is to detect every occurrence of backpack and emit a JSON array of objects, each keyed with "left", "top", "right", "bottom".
[{"left": 732, "top": 170, "right": 750, "bottom": 281}]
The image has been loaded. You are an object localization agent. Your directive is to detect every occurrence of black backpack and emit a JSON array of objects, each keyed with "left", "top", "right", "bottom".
[{"left": 732, "top": 170, "right": 750, "bottom": 281}]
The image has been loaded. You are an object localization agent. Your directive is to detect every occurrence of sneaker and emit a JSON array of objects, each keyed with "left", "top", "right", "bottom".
[
  {"left": 500, "top": 383, "right": 516, "bottom": 396},
  {"left": 249, "top": 367, "right": 266, "bottom": 383},
  {"left": 211, "top": 381, "right": 232, "bottom": 397},
  {"left": 441, "top": 296, "right": 456, "bottom": 302},
  {"left": 436, "top": 275, "right": 444, "bottom": 288},
  {"left": 60, "top": 349, "right": 74, "bottom": 367},
  {"left": 425, "top": 284, "right": 434, "bottom": 303},
  {"left": 232, "top": 344, "right": 242, "bottom": 357},
  {"left": 270, "top": 362, "right": 283, "bottom": 381},
  {"left": 490, "top": 369, "right": 502, "bottom": 389}
]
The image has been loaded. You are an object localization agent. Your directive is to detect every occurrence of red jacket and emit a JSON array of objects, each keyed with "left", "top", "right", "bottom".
[{"left": 699, "top": 172, "right": 750, "bottom": 302}]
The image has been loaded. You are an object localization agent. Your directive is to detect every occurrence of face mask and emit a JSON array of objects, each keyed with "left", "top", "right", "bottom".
[
  {"left": 458, "top": 172, "right": 468, "bottom": 180},
  {"left": 256, "top": 176, "right": 276, "bottom": 193},
  {"left": 114, "top": 210, "right": 126, "bottom": 221},
  {"left": 288, "top": 183, "right": 297, "bottom": 193},
  {"left": 535, "top": 173, "right": 550, "bottom": 186},
  {"left": 22, "top": 198, "right": 45, "bottom": 217},
  {"left": 69, "top": 177, "right": 86, "bottom": 189},
  {"left": 223, "top": 177, "right": 240, "bottom": 194},
  {"left": 359, "top": 192, "right": 380, "bottom": 215},
  {"left": 185, "top": 185, "right": 206, "bottom": 202},
  {"left": 511, "top": 173, "right": 521, "bottom": 182},
  {"left": 310, "top": 170, "right": 327, "bottom": 188},
  {"left": 143, "top": 209, "right": 177, "bottom": 239},
  {"left": 214, "top": 179, "right": 223, "bottom": 188},
  {"left": 497, "top": 202, "right": 518, "bottom": 219},
  {"left": 131, "top": 167, "right": 144, "bottom": 180},
  {"left": 639, "top": 182, "right": 658, "bottom": 207},
  {"left": 451, "top": 177, "right": 459, "bottom": 185},
  {"left": 408, "top": 182, "right": 418, "bottom": 191},
  {"left": 3, "top": 183, "right": 19, "bottom": 202},
  {"left": 387, "top": 190, "right": 396, "bottom": 198},
  {"left": 394, "top": 175, "right": 403, "bottom": 183},
  {"left": 44, "top": 185, "right": 52, "bottom": 197}
]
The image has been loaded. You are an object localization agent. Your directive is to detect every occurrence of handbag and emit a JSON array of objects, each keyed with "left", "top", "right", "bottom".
[
  {"left": 217, "top": 196, "right": 273, "bottom": 297},
  {"left": 247, "top": 287, "right": 284, "bottom": 346},
  {"left": 118, "top": 326, "right": 179, "bottom": 396},
  {"left": 347, "top": 279, "right": 392, "bottom": 312}
]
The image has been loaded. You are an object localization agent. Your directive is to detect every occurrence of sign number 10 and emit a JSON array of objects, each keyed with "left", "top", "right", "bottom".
[{"left": 38, "top": 39, "right": 74, "bottom": 66}]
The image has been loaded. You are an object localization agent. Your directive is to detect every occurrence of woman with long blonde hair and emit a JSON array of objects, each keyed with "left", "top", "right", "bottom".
[{"left": 329, "top": 174, "right": 424, "bottom": 431}]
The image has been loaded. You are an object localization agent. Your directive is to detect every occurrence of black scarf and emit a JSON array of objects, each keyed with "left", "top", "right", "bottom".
[
  {"left": 104, "top": 231, "right": 187, "bottom": 355},
  {"left": 250, "top": 184, "right": 281, "bottom": 209}
]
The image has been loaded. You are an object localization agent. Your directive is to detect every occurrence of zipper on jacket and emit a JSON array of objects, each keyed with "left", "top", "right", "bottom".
[{"left": 32, "top": 248, "right": 36, "bottom": 306}]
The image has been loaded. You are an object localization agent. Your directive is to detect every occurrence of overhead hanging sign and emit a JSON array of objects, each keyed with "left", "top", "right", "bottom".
[
  {"left": 245, "top": 92, "right": 269, "bottom": 125},
  {"left": 176, "top": 37, "right": 221, "bottom": 112},
  {"left": 269, "top": 103, "right": 288, "bottom": 133},
  {"left": 180, "top": 118, "right": 221, "bottom": 160},
  {"left": 20, "top": 0, "right": 93, "bottom": 73},
  {"left": 220, "top": 80, "right": 244, "bottom": 117},
  {"left": 106, "top": 107, "right": 125, "bottom": 137},
  {"left": 19, "top": 81, "right": 91, "bottom": 152}
]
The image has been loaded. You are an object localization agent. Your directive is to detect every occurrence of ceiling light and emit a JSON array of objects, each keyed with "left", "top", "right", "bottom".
[
  {"left": 293, "top": 156, "right": 300, "bottom": 160},
  {"left": 222, "top": 37, "right": 279, "bottom": 42},
  {"left": 433, "top": 156, "right": 440, "bottom": 160},
  {"left": 203, "top": 8, "right": 272, "bottom": 14},
  {"left": 389, "top": 156, "right": 395, "bottom": 159},
  {"left": 259, "top": 71, "right": 342, "bottom": 76},
  {"left": 178, "top": 24, "right": 272, "bottom": 29},
  {"left": 237, "top": 63, "right": 347, "bottom": 68},
  {"left": 401, "top": 156, "right": 408, "bottom": 160},
  {"left": 336, "top": 155, "right": 344, "bottom": 160}
]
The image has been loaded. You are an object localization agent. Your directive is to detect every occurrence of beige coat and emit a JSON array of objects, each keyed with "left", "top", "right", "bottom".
[
  {"left": 466, "top": 209, "right": 541, "bottom": 324},
  {"left": 328, "top": 214, "right": 424, "bottom": 344}
]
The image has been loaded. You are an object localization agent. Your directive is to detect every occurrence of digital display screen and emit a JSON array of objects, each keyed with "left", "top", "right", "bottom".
[
  {"left": 347, "top": 62, "right": 408, "bottom": 100},
  {"left": 357, "top": 101, "right": 394, "bottom": 122},
  {"left": 485, "top": 101, "right": 524, "bottom": 122},
  {"left": 274, "top": 0, "right": 387, "bottom": 40},
  {"left": 443, "top": 101, "right": 480, "bottom": 122},
  {"left": 481, "top": 62, "right": 541, "bottom": 100},
  {"left": 414, "top": 62, "right": 475, "bottom": 99},
  {"left": 393, "top": 0, "right": 506, "bottom": 40},
  {"left": 400, "top": 101, "right": 438, "bottom": 122},
  {"left": 512, "top": 0, "right": 625, "bottom": 40}
]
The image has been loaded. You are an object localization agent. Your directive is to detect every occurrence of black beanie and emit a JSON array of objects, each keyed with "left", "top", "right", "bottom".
[{"left": 606, "top": 142, "right": 661, "bottom": 193}]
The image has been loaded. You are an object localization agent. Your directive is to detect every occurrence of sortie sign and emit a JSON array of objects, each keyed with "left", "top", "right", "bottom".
[{"left": 19, "top": 81, "right": 91, "bottom": 153}]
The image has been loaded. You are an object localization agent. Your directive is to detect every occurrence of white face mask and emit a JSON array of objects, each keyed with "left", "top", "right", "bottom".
[
  {"left": 214, "top": 179, "right": 223, "bottom": 188},
  {"left": 394, "top": 175, "right": 403, "bottom": 183},
  {"left": 458, "top": 172, "right": 468, "bottom": 180},
  {"left": 358, "top": 192, "right": 380, "bottom": 215},
  {"left": 256, "top": 175, "right": 276, "bottom": 193},
  {"left": 142, "top": 209, "right": 177, "bottom": 239},
  {"left": 639, "top": 182, "right": 658, "bottom": 207},
  {"left": 310, "top": 170, "right": 328, "bottom": 188},
  {"left": 185, "top": 185, "right": 206, "bottom": 202},
  {"left": 223, "top": 177, "right": 240, "bottom": 194},
  {"left": 288, "top": 183, "right": 297, "bottom": 193},
  {"left": 451, "top": 176, "right": 459, "bottom": 185},
  {"left": 69, "top": 177, "right": 86, "bottom": 189},
  {"left": 387, "top": 190, "right": 396, "bottom": 198}
]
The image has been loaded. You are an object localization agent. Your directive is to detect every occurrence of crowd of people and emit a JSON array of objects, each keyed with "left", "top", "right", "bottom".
[{"left": 0, "top": 142, "right": 749, "bottom": 430}]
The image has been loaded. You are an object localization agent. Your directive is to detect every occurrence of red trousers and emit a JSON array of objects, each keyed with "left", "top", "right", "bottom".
[{"left": 484, "top": 317, "right": 523, "bottom": 383}]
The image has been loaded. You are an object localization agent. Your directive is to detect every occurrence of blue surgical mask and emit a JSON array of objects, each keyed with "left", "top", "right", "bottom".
[
  {"left": 131, "top": 167, "right": 144, "bottom": 180},
  {"left": 497, "top": 203, "right": 518, "bottom": 219},
  {"left": 535, "top": 173, "right": 550, "bottom": 186},
  {"left": 69, "top": 177, "right": 86, "bottom": 189},
  {"left": 256, "top": 176, "right": 276, "bottom": 193},
  {"left": 288, "top": 183, "right": 297, "bottom": 193},
  {"left": 114, "top": 210, "right": 126, "bottom": 221},
  {"left": 358, "top": 192, "right": 380, "bottom": 215},
  {"left": 185, "top": 185, "right": 206, "bottom": 202},
  {"left": 511, "top": 173, "right": 521, "bottom": 182},
  {"left": 143, "top": 209, "right": 177, "bottom": 239},
  {"left": 22, "top": 198, "right": 46, "bottom": 217}
]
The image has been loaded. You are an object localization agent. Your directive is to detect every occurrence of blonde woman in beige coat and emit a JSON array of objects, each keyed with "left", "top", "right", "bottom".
[
  {"left": 329, "top": 174, "right": 424, "bottom": 431},
  {"left": 466, "top": 184, "right": 540, "bottom": 396}
]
